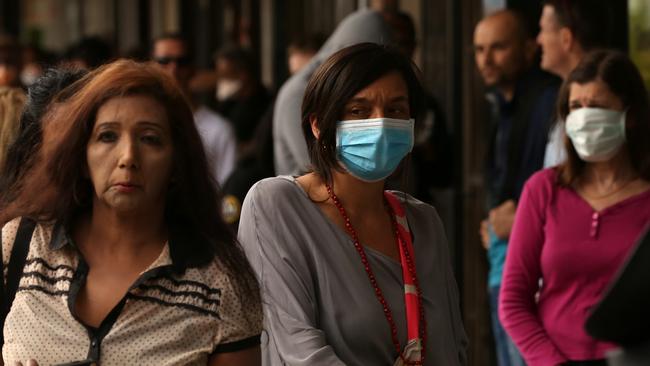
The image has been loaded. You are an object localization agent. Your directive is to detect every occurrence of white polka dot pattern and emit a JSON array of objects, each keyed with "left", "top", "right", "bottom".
[{"left": 1, "top": 218, "right": 262, "bottom": 365}]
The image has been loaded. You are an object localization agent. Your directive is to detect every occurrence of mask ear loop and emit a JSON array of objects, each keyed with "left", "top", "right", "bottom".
[{"left": 620, "top": 108, "right": 629, "bottom": 141}]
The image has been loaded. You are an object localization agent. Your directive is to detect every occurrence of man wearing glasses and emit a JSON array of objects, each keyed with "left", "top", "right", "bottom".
[{"left": 152, "top": 34, "right": 236, "bottom": 185}]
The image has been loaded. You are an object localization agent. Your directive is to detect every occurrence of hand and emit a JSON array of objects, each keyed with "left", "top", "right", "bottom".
[
  {"left": 479, "top": 219, "right": 490, "bottom": 250},
  {"left": 488, "top": 199, "right": 516, "bottom": 240}
]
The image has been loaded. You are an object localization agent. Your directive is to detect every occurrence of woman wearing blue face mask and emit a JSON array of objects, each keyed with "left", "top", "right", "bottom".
[
  {"left": 237, "top": 43, "right": 467, "bottom": 366},
  {"left": 500, "top": 50, "right": 650, "bottom": 366}
]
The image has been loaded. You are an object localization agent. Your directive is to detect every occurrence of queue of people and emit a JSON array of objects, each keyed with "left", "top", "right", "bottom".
[
  {"left": 473, "top": 8, "right": 559, "bottom": 366},
  {"left": 0, "top": 2, "right": 649, "bottom": 366}
]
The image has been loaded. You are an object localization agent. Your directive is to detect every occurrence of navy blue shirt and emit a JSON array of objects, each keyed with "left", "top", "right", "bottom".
[
  {"left": 484, "top": 68, "right": 560, "bottom": 286},
  {"left": 485, "top": 68, "right": 560, "bottom": 209},
  {"left": 489, "top": 92, "right": 514, "bottom": 209}
]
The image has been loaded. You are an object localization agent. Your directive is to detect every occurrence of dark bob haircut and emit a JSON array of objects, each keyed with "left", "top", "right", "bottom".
[
  {"left": 0, "top": 60, "right": 259, "bottom": 303},
  {"left": 301, "top": 42, "right": 424, "bottom": 184},
  {"left": 557, "top": 50, "right": 650, "bottom": 185}
]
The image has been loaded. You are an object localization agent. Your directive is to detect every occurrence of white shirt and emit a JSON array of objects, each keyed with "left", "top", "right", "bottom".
[
  {"left": 544, "top": 119, "right": 567, "bottom": 168},
  {"left": 194, "top": 106, "right": 236, "bottom": 185}
]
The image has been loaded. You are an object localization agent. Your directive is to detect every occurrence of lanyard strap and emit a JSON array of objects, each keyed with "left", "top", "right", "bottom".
[
  {"left": 384, "top": 191, "right": 421, "bottom": 343},
  {"left": 326, "top": 184, "right": 425, "bottom": 364}
]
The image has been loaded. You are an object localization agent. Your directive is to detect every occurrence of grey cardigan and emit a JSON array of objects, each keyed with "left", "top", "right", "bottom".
[{"left": 238, "top": 176, "right": 468, "bottom": 365}]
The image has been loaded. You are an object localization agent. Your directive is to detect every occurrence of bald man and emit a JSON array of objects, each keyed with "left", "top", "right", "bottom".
[
  {"left": 473, "top": 10, "right": 560, "bottom": 366},
  {"left": 474, "top": 11, "right": 537, "bottom": 101}
]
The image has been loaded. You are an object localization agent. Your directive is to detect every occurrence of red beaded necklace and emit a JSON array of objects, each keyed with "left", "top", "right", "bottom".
[{"left": 325, "top": 184, "right": 426, "bottom": 365}]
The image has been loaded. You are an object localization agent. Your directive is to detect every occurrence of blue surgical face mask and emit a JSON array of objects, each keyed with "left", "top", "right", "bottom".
[{"left": 336, "top": 117, "right": 414, "bottom": 182}]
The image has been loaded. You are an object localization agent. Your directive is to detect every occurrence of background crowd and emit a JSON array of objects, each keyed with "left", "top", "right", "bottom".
[{"left": 0, "top": 0, "right": 649, "bottom": 365}]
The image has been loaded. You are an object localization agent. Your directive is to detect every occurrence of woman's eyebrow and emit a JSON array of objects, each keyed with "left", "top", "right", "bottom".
[
  {"left": 136, "top": 121, "right": 167, "bottom": 130},
  {"left": 346, "top": 95, "right": 408, "bottom": 104},
  {"left": 346, "top": 97, "right": 370, "bottom": 104},
  {"left": 94, "top": 121, "right": 120, "bottom": 130},
  {"left": 390, "top": 96, "right": 409, "bottom": 103}
]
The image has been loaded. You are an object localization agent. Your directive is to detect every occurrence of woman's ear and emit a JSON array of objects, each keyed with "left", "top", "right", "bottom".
[{"left": 310, "top": 114, "right": 320, "bottom": 139}]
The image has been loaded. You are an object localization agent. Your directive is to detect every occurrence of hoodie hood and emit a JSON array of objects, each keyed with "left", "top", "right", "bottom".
[{"left": 273, "top": 9, "right": 393, "bottom": 175}]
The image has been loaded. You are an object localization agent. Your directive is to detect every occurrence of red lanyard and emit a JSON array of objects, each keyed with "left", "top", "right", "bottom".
[{"left": 326, "top": 185, "right": 426, "bottom": 365}]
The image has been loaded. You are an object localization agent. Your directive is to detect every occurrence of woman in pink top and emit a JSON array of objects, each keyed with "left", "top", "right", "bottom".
[{"left": 499, "top": 50, "right": 650, "bottom": 366}]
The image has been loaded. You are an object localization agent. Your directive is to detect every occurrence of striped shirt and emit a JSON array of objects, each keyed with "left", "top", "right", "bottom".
[{"left": 2, "top": 217, "right": 261, "bottom": 365}]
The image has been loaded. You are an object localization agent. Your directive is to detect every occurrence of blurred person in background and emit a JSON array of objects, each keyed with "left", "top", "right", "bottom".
[
  {"left": 500, "top": 50, "right": 650, "bottom": 366},
  {"left": 153, "top": 33, "right": 236, "bottom": 186},
  {"left": 287, "top": 34, "right": 326, "bottom": 76},
  {"left": 62, "top": 36, "right": 114, "bottom": 70},
  {"left": 220, "top": 34, "right": 324, "bottom": 229},
  {"left": 19, "top": 45, "right": 52, "bottom": 88},
  {"left": 0, "top": 68, "right": 87, "bottom": 198},
  {"left": 273, "top": 9, "right": 392, "bottom": 176},
  {"left": 122, "top": 45, "right": 150, "bottom": 62},
  {"left": 239, "top": 43, "right": 467, "bottom": 366},
  {"left": 473, "top": 9, "right": 560, "bottom": 366},
  {"left": 214, "top": 45, "right": 271, "bottom": 154},
  {"left": 382, "top": 9, "right": 454, "bottom": 201},
  {"left": 370, "top": 0, "right": 399, "bottom": 12},
  {"left": 537, "top": 0, "right": 613, "bottom": 168},
  {"left": 0, "top": 35, "right": 22, "bottom": 88},
  {"left": 0, "top": 60, "right": 262, "bottom": 366},
  {"left": 0, "top": 87, "right": 26, "bottom": 172}
]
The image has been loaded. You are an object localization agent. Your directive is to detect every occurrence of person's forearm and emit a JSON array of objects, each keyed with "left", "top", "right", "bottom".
[{"left": 208, "top": 345, "right": 260, "bottom": 366}]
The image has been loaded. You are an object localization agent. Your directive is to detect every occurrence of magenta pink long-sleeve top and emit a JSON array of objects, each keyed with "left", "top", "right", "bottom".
[{"left": 499, "top": 168, "right": 650, "bottom": 366}]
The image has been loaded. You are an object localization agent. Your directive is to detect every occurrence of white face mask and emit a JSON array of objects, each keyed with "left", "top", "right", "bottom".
[
  {"left": 215, "top": 79, "right": 242, "bottom": 101},
  {"left": 565, "top": 107, "right": 626, "bottom": 162},
  {"left": 20, "top": 66, "right": 40, "bottom": 87}
]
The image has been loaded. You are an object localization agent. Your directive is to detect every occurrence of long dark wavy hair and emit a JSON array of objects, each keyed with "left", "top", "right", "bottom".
[{"left": 0, "top": 59, "right": 259, "bottom": 304}]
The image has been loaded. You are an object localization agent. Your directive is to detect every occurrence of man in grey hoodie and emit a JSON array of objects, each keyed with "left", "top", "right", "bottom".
[{"left": 273, "top": 9, "right": 392, "bottom": 175}]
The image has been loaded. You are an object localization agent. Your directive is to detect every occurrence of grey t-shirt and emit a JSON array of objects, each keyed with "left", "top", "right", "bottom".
[{"left": 238, "top": 176, "right": 468, "bottom": 365}]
